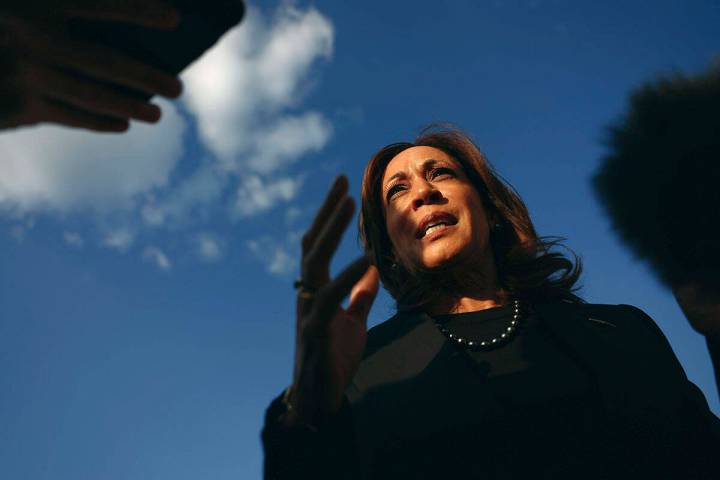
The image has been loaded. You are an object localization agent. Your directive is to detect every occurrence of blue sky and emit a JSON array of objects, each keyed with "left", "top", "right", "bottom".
[{"left": 1, "top": 1, "right": 719, "bottom": 478}]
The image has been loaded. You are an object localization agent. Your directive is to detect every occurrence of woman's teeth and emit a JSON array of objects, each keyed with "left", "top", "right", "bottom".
[{"left": 425, "top": 223, "right": 447, "bottom": 236}]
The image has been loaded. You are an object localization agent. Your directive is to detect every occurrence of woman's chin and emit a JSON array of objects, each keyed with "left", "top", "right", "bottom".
[
  {"left": 417, "top": 247, "right": 487, "bottom": 272},
  {"left": 418, "top": 254, "right": 462, "bottom": 271}
]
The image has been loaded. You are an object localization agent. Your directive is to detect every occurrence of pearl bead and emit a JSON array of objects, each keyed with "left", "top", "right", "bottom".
[{"left": 434, "top": 299, "right": 523, "bottom": 351}]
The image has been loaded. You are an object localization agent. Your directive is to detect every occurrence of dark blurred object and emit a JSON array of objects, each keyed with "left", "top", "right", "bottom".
[
  {"left": 0, "top": 0, "right": 245, "bottom": 132},
  {"left": 0, "top": 0, "right": 245, "bottom": 133},
  {"left": 593, "top": 61, "right": 720, "bottom": 291},
  {"left": 69, "top": 0, "right": 245, "bottom": 98}
]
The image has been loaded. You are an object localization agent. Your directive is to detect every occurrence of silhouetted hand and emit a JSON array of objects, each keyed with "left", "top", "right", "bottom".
[
  {"left": 673, "top": 282, "right": 720, "bottom": 339},
  {"left": 287, "top": 175, "right": 379, "bottom": 428},
  {"left": 0, "top": 0, "right": 183, "bottom": 132}
]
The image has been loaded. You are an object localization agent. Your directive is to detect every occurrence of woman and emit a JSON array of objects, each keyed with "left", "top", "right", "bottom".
[{"left": 262, "top": 129, "right": 720, "bottom": 479}]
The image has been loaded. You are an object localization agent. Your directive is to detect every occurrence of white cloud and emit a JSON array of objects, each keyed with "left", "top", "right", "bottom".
[
  {"left": 287, "top": 230, "right": 303, "bottom": 244},
  {"left": 140, "top": 5, "right": 335, "bottom": 228},
  {"left": 63, "top": 232, "right": 84, "bottom": 248},
  {"left": 245, "top": 112, "right": 332, "bottom": 174},
  {"left": 233, "top": 175, "right": 303, "bottom": 218},
  {"left": 143, "top": 246, "right": 172, "bottom": 271},
  {"left": 196, "top": 233, "right": 223, "bottom": 262},
  {"left": 0, "top": 100, "right": 185, "bottom": 214},
  {"left": 285, "top": 207, "right": 302, "bottom": 224},
  {"left": 247, "top": 237, "right": 297, "bottom": 276},
  {"left": 141, "top": 164, "right": 228, "bottom": 227},
  {"left": 268, "top": 247, "right": 295, "bottom": 275},
  {"left": 256, "top": 6, "right": 334, "bottom": 107},
  {"left": 182, "top": 4, "right": 334, "bottom": 172},
  {"left": 0, "top": 3, "right": 335, "bottom": 273},
  {"left": 102, "top": 229, "right": 135, "bottom": 252}
]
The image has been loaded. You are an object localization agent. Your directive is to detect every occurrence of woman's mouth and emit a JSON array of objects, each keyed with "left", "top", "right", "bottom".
[
  {"left": 423, "top": 222, "right": 457, "bottom": 242},
  {"left": 424, "top": 222, "right": 451, "bottom": 236},
  {"left": 416, "top": 212, "right": 458, "bottom": 238}
]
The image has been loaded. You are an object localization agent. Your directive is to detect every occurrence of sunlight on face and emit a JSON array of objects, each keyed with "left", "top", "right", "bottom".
[{"left": 382, "top": 146, "right": 493, "bottom": 270}]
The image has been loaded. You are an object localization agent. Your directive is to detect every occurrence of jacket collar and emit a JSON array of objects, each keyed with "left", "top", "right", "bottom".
[{"left": 353, "top": 302, "right": 685, "bottom": 420}]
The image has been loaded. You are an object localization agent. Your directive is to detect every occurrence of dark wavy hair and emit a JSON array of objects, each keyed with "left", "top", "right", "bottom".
[
  {"left": 359, "top": 127, "right": 583, "bottom": 311},
  {"left": 593, "top": 62, "right": 720, "bottom": 290}
]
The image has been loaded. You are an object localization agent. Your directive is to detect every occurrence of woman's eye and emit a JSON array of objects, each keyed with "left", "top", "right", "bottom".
[
  {"left": 386, "top": 184, "right": 405, "bottom": 200},
  {"left": 431, "top": 167, "right": 453, "bottom": 179}
]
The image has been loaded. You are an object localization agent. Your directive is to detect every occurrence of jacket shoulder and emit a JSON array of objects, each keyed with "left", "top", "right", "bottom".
[
  {"left": 363, "top": 312, "right": 420, "bottom": 359},
  {"left": 538, "top": 301, "right": 666, "bottom": 333},
  {"left": 542, "top": 301, "right": 691, "bottom": 372}
]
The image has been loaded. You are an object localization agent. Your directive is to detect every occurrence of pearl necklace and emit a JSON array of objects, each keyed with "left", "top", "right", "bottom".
[{"left": 435, "top": 299, "right": 523, "bottom": 351}]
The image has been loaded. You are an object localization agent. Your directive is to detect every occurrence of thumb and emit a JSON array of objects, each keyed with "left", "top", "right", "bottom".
[{"left": 347, "top": 265, "right": 379, "bottom": 320}]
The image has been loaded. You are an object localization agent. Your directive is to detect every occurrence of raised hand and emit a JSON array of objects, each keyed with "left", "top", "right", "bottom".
[
  {"left": 0, "top": 0, "right": 183, "bottom": 132},
  {"left": 287, "top": 175, "right": 379, "bottom": 428}
]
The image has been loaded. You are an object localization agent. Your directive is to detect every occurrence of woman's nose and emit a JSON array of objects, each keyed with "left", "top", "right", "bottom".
[{"left": 411, "top": 183, "right": 442, "bottom": 210}]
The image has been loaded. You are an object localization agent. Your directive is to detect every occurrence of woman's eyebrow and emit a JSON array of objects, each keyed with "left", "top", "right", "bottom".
[
  {"left": 384, "top": 159, "right": 443, "bottom": 188},
  {"left": 384, "top": 170, "right": 407, "bottom": 187}
]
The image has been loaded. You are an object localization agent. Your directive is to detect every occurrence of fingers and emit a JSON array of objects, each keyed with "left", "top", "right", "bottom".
[
  {"left": 41, "top": 98, "right": 130, "bottom": 132},
  {"left": 304, "top": 196, "right": 355, "bottom": 279},
  {"left": 0, "top": 1, "right": 180, "bottom": 132},
  {"left": 347, "top": 265, "right": 379, "bottom": 319},
  {"left": 65, "top": 0, "right": 181, "bottom": 30},
  {"left": 0, "top": 62, "right": 130, "bottom": 132},
  {"left": 18, "top": 21, "right": 183, "bottom": 98},
  {"left": 313, "top": 256, "right": 371, "bottom": 321},
  {"left": 302, "top": 176, "right": 348, "bottom": 255},
  {"left": 301, "top": 176, "right": 355, "bottom": 287},
  {"left": 36, "top": 64, "right": 162, "bottom": 123},
  {"left": 44, "top": 40, "right": 182, "bottom": 98}
]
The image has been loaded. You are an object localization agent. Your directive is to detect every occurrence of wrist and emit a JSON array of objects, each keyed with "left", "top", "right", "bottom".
[{"left": 279, "top": 385, "right": 319, "bottom": 432}]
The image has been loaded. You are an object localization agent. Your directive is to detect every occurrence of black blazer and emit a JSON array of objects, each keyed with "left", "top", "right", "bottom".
[{"left": 263, "top": 302, "right": 720, "bottom": 479}]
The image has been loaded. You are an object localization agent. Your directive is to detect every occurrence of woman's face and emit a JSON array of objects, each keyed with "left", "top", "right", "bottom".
[{"left": 382, "top": 146, "right": 493, "bottom": 271}]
